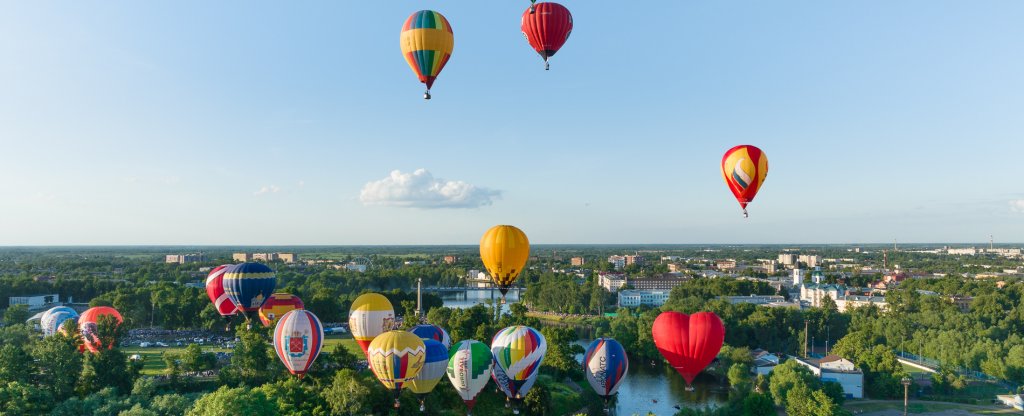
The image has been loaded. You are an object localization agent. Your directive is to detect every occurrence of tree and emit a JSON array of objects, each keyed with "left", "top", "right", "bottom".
[
  {"left": 727, "top": 363, "right": 751, "bottom": 392},
  {"left": 0, "top": 344, "right": 33, "bottom": 384},
  {"left": 186, "top": 386, "right": 278, "bottom": 416},
  {"left": 321, "top": 369, "right": 376, "bottom": 416},
  {"left": 522, "top": 383, "right": 551, "bottom": 415},
  {"left": 1, "top": 304, "right": 30, "bottom": 326},
  {"left": 78, "top": 316, "right": 137, "bottom": 395},
  {"left": 32, "top": 331, "right": 83, "bottom": 402},
  {"left": 257, "top": 377, "right": 329, "bottom": 416},
  {"left": 221, "top": 326, "right": 274, "bottom": 386},
  {"left": 741, "top": 392, "right": 776, "bottom": 416},
  {"left": 148, "top": 394, "right": 194, "bottom": 416},
  {"left": 0, "top": 381, "right": 53, "bottom": 416},
  {"left": 768, "top": 360, "right": 818, "bottom": 406}
]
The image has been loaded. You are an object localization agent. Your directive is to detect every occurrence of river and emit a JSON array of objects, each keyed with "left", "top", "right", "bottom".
[{"left": 440, "top": 293, "right": 727, "bottom": 415}]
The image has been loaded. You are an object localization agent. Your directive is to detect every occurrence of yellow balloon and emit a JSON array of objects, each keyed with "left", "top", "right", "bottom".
[
  {"left": 368, "top": 330, "right": 426, "bottom": 407},
  {"left": 348, "top": 293, "right": 395, "bottom": 358},
  {"left": 480, "top": 225, "right": 530, "bottom": 296}
]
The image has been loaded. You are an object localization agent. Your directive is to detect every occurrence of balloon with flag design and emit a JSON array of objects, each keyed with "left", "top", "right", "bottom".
[
  {"left": 408, "top": 339, "right": 449, "bottom": 412},
  {"left": 480, "top": 225, "right": 530, "bottom": 301},
  {"left": 411, "top": 323, "right": 452, "bottom": 349},
  {"left": 205, "top": 265, "right": 239, "bottom": 317},
  {"left": 491, "top": 326, "right": 546, "bottom": 401},
  {"left": 400, "top": 10, "right": 454, "bottom": 100},
  {"left": 78, "top": 306, "right": 123, "bottom": 353},
  {"left": 273, "top": 309, "right": 324, "bottom": 378},
  {"left": 447, "top": 340, "right": 493, "bottom": 415},
  {"left": 368, "top": 330, "right": 426, "bottom": 408},
  {"left": 259, "top": 293, "right": 304, "bottom": 327},
  {"left": 222, "top": 263, "right": 276, "bottom": 321},
  {"left": 652, "top": 311, "right": 725, "bottom": 387},
  {"left": 521, "top": 2, "right": 573, "bottom": 70},
  {"left": 721, "top": 144, "right": 769, "bottom": 218},
  {"left": 348, "top": 293, "right": 395, "bottom": 358},
  {"left": 583, "top": 338, "right": 629, "bottom": 401}
]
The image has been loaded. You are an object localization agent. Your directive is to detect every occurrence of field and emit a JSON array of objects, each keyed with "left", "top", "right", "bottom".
[{"left": 843, "top": 400, "right": 1017, "bottom": 415}]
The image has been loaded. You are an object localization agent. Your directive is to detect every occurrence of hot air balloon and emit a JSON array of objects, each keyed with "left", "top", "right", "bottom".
[
  {"left": 400, "top": 10, "right": 454, "bottom": 100},
  {"left": 206, "top": 264, "right": 239, "bottom": 318},
  {"left": 521, "top": 2, "right": 573, "bottom": 70},
  {"left": 368, "top": 330, "right": 426, "bottom": 408},
  {"left": 447, "top": 340, "right": 493, "bottom": 415},
  {"left": 273, "top": 309, "right": 324, "bottom": 378},
  {"left": 480, "top": 225, "right": 530, "bottom": 301},
  {"left": 259, "top": 293, "right": 304, "bottom": 327},
  {"left": 222, "top": 263, "right": 276, "bottom": 323},
  {"left": 348, "top": 293, "right": 396, "bottom": 358},
  {"left": 79, "top": 306, "right": 123, "bottom": 353},
  {"left": 491, "top": 365, "right": 538, "bottom": 414},
  {"left": 721, "top": 145, "right": 768, "bottom": 218},
  {"left": 491, "top": 326, "right": 546, "bottom": 403},
  {"left": 408, "top": 339, "right": 449, "bottom": 412},
  {"left": 40, "top": 306, "right": 78, "bottom": 336},
  {"left": 411, "top": 323, "right": 452, "bottom": 349},
  {"left": 583, "top": 338, "right": 629, "bottom": 406},
  {"left": 652, "top": 311, "right": 725, "bottom": 389}
]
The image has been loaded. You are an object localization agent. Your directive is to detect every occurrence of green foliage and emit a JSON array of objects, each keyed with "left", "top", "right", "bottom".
[
  {"left": 257, "top": 377, "right": 329, "bottom": 416},
  {"left": 540, "top": 326, "right": 584, "bottom": 378},
  {"left": 78, "top": 316, "right": 138, "bottom": 395},
  {"left": 0, "top": 381, "right": 53, "bottom": 416},
  {"left": 186, "top": 386, "right": 278, "bottom": 416},
  {"left": 521, "top": 383, "right": 551, "bottom": 415},
  {"left": 320, "top": 369, "right": 378, "bottom": 416},
  {"left": 220, "top": 326, "right": 274, "bottom": 387},
  {"left": 1, "top": 304, "right": 30, "bottom": 326},
  {"left": 32, "top": 331, "right": 83, "bottom": 401},
  {"left": 768, "top": 360, "right": 819, "bottom": 406},
  {"left": 741, "top": 392, "right": 775, "bottom": 416},
  {"left": 0, "top": 344, "right": 33, "bottom": 384}
]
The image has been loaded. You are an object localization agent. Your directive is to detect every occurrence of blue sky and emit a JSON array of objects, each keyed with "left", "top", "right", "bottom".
[{"left": 1, "top": 1, "right": 1022, "bottom": 245}]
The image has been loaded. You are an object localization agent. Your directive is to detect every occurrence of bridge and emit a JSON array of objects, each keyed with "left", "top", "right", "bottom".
[{"left": 417, "top": 286, "right": 525, "bottom": 300}]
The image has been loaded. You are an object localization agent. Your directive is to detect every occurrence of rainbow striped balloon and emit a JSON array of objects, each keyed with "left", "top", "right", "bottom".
[
  {"left": 400, "top": 10, "right": 454, "bottom": 98},
  {"left": 491, "top": 326, "right": 546, "bottom": 399},
  {"left": 273, "top": 309, "right": 324, "bottom": 378}
]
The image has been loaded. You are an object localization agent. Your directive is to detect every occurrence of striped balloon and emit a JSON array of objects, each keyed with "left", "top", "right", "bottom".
[
  {"left": 259, "top": 293, "right": 304, "bottom": 327},
  {"left": 491, "top": 326, "right": 546, "bottom": 400},
  {"left": 348, "top": 293, "right": 395, "bottom": 358},
  {"left": 408, "top": 339, "right": 449, "bottom": 410},
  {"left": 222, "top": 263, "right": 276, "bottom": 317},
  {"left": 400, "top": 10, "right": 454, "bottom": 99},
  {"left": 42, "top": 309, "right": 78, "bottom": 337},
  {"left": 368, "top": 330, "right": 426, "bottom": 408},
  {"left": 411, "top": 324, "right": 452, "bottom": 349},
  {"left": 447, "top": 340, "right": 493, "bottom": 413},
  {"left": 205, "top": 265, "right": 238, "bottom": 317},
  {"left": 583, "top": 338, "right": 629, "bottom": 398},
  {"left": 273, "top": 309, "right": 324, "bottom": 378}
]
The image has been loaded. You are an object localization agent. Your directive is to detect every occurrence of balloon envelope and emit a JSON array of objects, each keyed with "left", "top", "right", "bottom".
[
  {"left": 259, "top": 293, "right": 304, "bottom": 327},
  {"left": 273, "top": 309, "right": 324, "bottom": 378},
  {"left": 400, "top": 10, "right": 454, "bottom": 93},
  {"left": 79, "top": 306, "right": 123, "bottom": 353},
  {"left": 206, "top": 264, "right": 238, "bottom": 316},
  {"left": 222, "top": 263, "right": 276, "bottom": 316},
  {"left": 348, "top": 293, "right": 395, "bottom": 357},
  {"left": 368, "top": 330, "right": 426, "bottom": 401},
  {"left": 721, "top": 145, "right": 768, "bottom": 215},
  {"left": 583, "top": 338, "right": 629, "bottom": 397},
  {"left": 408, "top": 339, "right": 449, "bottom": 395},
  {"left": 491, "top": 325, "right": 546, "bottom": 399},
  {"left": 521, "top": 2, "right": 573, "bottom": 66},
  {"left": 42, "top": 309, "right": 78, "bottom": 337},
  {"left": 447, "top": 340, "right": 493, "bottom": 411},
  {"left": 652, "top": 311, "right": 725, "bottom": 385},
  {"left": 480, "top": 225, "right": 530, "bottom": 296},
  {"left": 411, "top": 324, "right": 452, "bottom": 349}
]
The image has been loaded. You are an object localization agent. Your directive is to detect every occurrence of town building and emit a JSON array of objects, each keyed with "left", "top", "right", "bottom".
[
  {"left": 277, "top": 253, "right": 298, "bottom": 263},
  {"left": 790, "top": 355, "right": 864, "bottom": 399},
  {"left": 949, "top": 295, "right": 973, "bottom": 312},
  {"left": 799, "top": 255, "right": 823, "bottom": 268},
  {"left": 165, "top": 254, "right": 206, "bottom": 264},
  {"left": 598, "top": 273, "right": 628, "bottom": 292},
  {"left": 625, "top": 255, "right": 644, "bottom": 266},
  {"left": 233, "top": 252, "right": 297, "bottom": 263},
  {"left": 617, "top": 290, "right": 671, "bottom": 307},
  {"left": 716, "top": 260, "right": 737, "bottom": 270},
  {"left": 233, "top": 253, "right": 253, "bottom": 262},
  {"left": 800, "top": 283, "right": 887, "bottom": 312},
  {"left": 762, "top": 260, "right": 778, "bottom": 274},
  {"left": 608, "top": 256, "right": 626, "bottom": 270},
  {"left": 751, "top": 349, "right": 780, "bottom": 375},
  {"left": 8, "top": 294, "right": 61, "bottom": 310},
  {"left": 778, "top": 254, "right": 798, "bottom": 267},
  {"left": 629, "top": 274, "right": 689, "bottom": 290},
  {"left": 571, "top": 257, "right": 585, "bottom": 266},
  {"left": 443, "top": 255, "right": 458, "bottom": 264},
  {"left": 721, "top": 295, "right": 786, "bottom": 305}
]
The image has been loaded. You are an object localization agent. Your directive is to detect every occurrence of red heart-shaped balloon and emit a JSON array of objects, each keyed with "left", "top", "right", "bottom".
[{"left": 652, "top": 311, "right": 725, "bottom": 385}]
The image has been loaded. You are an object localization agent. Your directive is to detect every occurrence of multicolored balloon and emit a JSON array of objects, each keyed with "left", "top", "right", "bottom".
[
  {"left": 721, "top": 145, "right": 768, "bottom": 218},
  {"left": 652, "top": 311, "right": 725, "bottom": 386},
  {"left": 521, "top": 2, "right": 573, "bottom": 70},
  {"left": 583, "top": 338, "right": 629, "bottom": 399},
  {"left": 400, "top": 10, "right": 454, "bottom": 100},
  {"left": 78, "top": 306, "right": 123, "bottom": 353},
  {"left": 40, "top": 306, "right": 78, "bottom": 337},
  {"left": 491, "top": 326, "right": 546, "bottom": 400},
  {"left": 480, "top": 225, "right": 530, "bottom": 299},
  {"left": 408, "top": 339, "right": 449, "bottom": 412},
  {"left": 447, "top": 340, "right": 494, "bottom": 415},
  {"left": 368, "top": 330, "right": 426, "bottom": 408},
  {"left": 411, "top": 323, "right": 452, "bottom": 349},
  {"left": 205, "top": 265, "right": 238, "bottom": 317},
  {"left": 259, "top": 293, "right": 304, "bottom": 327},
  {"left": 348, "top": 293, "right": 395, "bottom": 358},
  {"left": 273, "top": 309, "right": 324, "bottom": 378},
  {"left": 222, "top": 263, "right": 276, "bottom": 319}
]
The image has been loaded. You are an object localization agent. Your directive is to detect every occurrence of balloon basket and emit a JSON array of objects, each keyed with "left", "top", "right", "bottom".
[
  {"left": 419, "top": 403, "right": 425, "bottom": 412},
  {"left": 742, "top": 208, "right": 748, "bottom": 218},
  {"left": 423, "top": 90, "right": 431, "bottom": 100},
  {"left": 685, "top": 385, "right": 696, "bottom": 392},
  {"left": 545, "top": 61, "right": 549, "bottom": 70}
]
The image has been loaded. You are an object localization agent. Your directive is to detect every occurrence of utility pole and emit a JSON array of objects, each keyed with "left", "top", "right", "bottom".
[
  {"left": 416, "top": 277, "right": 422, "bottom": 320},
  {"left": 804, "top": 320, "right": 809, "bottom": 357},
  {"left": 990, "top": 235, "right": 994, "bottom": 250}
]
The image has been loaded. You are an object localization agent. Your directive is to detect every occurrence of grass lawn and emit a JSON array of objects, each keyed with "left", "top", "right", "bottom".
[{"left": 844, "top": 400, "right": 1012, "bottom": 415}]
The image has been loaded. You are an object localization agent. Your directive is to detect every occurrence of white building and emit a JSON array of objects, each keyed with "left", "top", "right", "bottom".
[
  {"left": 598, "top": 273, "right": 628, "bottom": 292},
  {"left": 792, "top": 268, "right": 806, "bottom": 286},
  {"left": 608, "top": 255, "right": 626, "bottom": 270},
  {"left": 799, "top": 255, "right": 823, "bottom": 268},
  {"left": 790, "top": 355, "right": 864, "bottom": 399},
  {"left": 751, "top": 349, "right": 780, "bottom": 376},
  {"left": 778, "top": 254, "right": 798, "bottom": 266},
  {"left": 8, "top": 294, "right": 60, "bottom": 310},
  {"left": 617, "top": 290, "right": 670, "bottom": 307},
  {"left": 721, "top": 295, "right": 786, "bottom": 305}
]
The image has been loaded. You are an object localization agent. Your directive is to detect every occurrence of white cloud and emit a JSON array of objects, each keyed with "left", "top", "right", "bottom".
[
  {"left": 359, "top": 169, "right": 500, "bottom": 209},
  {"left": 254, "top": 185, "right": 281, "bottom": 196},
  {"left": 1011, "top": 199, "right": 1024, "bottom": 213}
]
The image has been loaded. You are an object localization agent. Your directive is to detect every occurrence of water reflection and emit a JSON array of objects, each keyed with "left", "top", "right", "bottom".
[{"left": 439, "top": 288, "right": 520, "bottom": 313}]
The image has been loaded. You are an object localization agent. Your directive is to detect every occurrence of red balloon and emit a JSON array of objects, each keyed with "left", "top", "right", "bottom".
[
  {"left": 205, "top": 265, "right": 238, "bottom": 317},
  {"left": 652, "top": 311, "right": 725, "bottom": 385},
  {"left": 79, "top": 306, "right": 123, "bottom": 353},
  {"left": 521, "top": 2, "right": 573, "bottom": 69}
]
